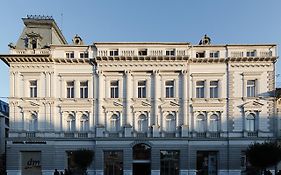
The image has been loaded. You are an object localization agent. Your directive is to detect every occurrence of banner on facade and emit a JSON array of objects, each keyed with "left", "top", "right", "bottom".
[{"left": 21, "top": 151, "right": 42, "bottom": 175}]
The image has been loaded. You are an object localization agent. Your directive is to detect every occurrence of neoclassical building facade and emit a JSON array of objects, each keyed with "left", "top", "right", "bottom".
[{"left": 0, "top": 16, "right": 278, "bottom": 175}]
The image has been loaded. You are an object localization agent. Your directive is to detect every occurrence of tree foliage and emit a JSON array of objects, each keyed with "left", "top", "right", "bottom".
[
  {"left": 72, "top": 149, "right": 94, "bottom": 172},
  {"left": 246, "top": 142, "right": 281, "bottom": 171}
]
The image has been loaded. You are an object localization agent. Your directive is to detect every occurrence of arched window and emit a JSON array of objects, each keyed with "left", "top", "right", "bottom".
[
  {"left": 28, "top": 113, "right": 38, "bottom": 131},
  {"left": 246, "top": 113, "right": 256, "bottom": 132},
  {"left": 80, "top": 114, "right": 89, "bottom": 131},
  {"left": 137, "top": 114, "right": 148, "bottom": 133},
  {"left": 110, "top": 114, "right": 120, "bottom": 132},
  {"left": 67, "top": 114, "right": 76, "bottom": 131},
  {"left": 197, "top": 114, "right": 206, "bottom": 132},
  {"left": 209, "top": 114, "right": 219, "bottom": 132},
  {"left": 166, "top": 114, "right": 176, "bottom": 132}
]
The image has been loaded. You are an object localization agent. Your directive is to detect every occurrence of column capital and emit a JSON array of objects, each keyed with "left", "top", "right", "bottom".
[
  {"left": 153, "top": 70, "right": 160, "bottom": 74},
  {"left": 181, "top": 70, "right": 188, "bottom": 74}
]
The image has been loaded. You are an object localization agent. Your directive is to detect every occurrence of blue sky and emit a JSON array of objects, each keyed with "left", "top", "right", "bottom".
[{"left": 0, "top": 0, "right": 281, "bottom": 101}]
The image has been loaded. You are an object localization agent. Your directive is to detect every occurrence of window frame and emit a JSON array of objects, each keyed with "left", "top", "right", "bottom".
[
  {"left": 80, "top": 81, "right": 88, "bottom": 98},
  {"left": 110, "top": 80, "right": 119, "bottom": 98},
  {"left": 30, "top": 80, "right": 38, "bottom": 98},
  {"left": 210, "top": 81, "right": 219, "bottom": 98},
  {"left": 196, "top": 81, "right": 205, "bottom": 98},
  {"left": 137, "top": 80, "right": 147, "bottom": 98},
  {"left": 246, "top": 80, "right": 256, "bottom": 97},
  {"left": 66, "top": 81, "right": 75, "bottom": 98},
  {"left": 66, "top": 51, "right": 74, "bottom": 58},
  {"left": 165, "top": 80, "right": 175, "bottom": 98}
]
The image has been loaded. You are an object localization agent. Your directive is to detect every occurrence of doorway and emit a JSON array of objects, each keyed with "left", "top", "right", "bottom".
[{"left": 133, "top": 143, "right": 151, "bottom": 175}]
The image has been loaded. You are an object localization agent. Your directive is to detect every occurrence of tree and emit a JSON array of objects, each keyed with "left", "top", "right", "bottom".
[
  {"left": 246, "top": 142, "right": 281, "bottom": 174},
  {"left": 71, "top": 149, "right": 94, "bottom": 175}
]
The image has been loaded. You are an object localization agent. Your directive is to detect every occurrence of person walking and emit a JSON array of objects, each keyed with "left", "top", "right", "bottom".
[{"left": 54, "top": 169, "right": 59, "bottom": 175}]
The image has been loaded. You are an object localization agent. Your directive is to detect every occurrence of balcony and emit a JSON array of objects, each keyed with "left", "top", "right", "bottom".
[{"left": 10, "top": 49, "right": 50, "bottom": 55}]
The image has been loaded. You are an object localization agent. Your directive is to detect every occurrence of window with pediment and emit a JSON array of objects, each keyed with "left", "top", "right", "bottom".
[
  {"left": 209, "top": 114, "right": 219, "bottom": 132},
  {"left": 109, "top": 114, "right": 120, "bottom": 132},
  {"left": 137, "top": 114, "right": 148, "bottom": 133},
  {"left": 245, "top": 113, "right": 256, "bottom": 132},
  {"left": 80, "top": 114, "right": 89, "bottom": 131},
  {"left": 196, "top": 114, "right": 206, "bottom": 132},
  {"left": 67, "top": 114, "right": 76, "bottom": 131},
  {"left": 166, "top": 114, "right": 176, "bottom": 132},
  {"left": 28, "top": 113, "right": 38, "bottom": 131}
]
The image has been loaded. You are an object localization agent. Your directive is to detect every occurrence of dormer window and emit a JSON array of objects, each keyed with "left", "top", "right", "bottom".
[
  {"left": 138, "top": 49, "right": 147, "bottom": 56},
  {"left": 31, "top": 39, "right": 37, "bottom": 49},
  {"left": 246, "top": 50, "right": 256, "bottom": 57},
  {"left": 196, "top": 51, "right": 205, "bottom": 58},
  {"left": 66, "top": 52, "right": 74, "bottom": 58},
  {"left": 210, "top": 51, "right": 219, "bottom": 58},
  {"left": 109, "top": 50, "right": 119, "bottom": 56},
  {"left": 166, "top": 49, "right": 175, "bottom": 56},
  {"left": 80, "top": 52, "right": 89, "bottom": 58}
]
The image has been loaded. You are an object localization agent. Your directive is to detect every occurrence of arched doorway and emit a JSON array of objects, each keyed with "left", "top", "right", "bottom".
[{"left": 133, "top": 143, "right": 151, "bottom": 175}]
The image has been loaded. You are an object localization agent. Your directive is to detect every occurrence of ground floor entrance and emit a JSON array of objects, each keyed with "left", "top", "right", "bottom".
[{"left": 133, "top": 163, "right": 150, "bottom": 175}]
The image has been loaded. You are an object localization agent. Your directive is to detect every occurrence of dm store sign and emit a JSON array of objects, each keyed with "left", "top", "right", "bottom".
[{"left": 21, "top": 151, "right": 42, "bottom": 175}]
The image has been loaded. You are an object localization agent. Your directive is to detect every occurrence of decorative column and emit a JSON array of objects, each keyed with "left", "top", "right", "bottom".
[
  {"left": 96, "top": 71, "right": 105, "bottom": 137},
  {"left": 10, "top": 72, "right": 15, "bottom": 97},
  {"left": 182, "top": 70, "right": 189, "bottom": 137},
  {"left": 74, "top": 80, "right": 80, "bottom": 98},
  {"left": 124, "top": 70, "right": 132, "bottom": 137},
  {"left": 46, "top": 72, "right": 51, "bottom": 98},
  {"left": 152, "top": 70, "right": 160, "bottom": 137},
  {"left": 50, "top": 72, "right": 55, "bottom": 98}
]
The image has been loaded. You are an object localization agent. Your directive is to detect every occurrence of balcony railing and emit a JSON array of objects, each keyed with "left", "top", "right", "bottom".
[
  {"left": 208, "top": 132, "right": 220, "bottom": 138},
  {"left": 247, "top": 132, "right": 258, "bottom": 137},
  {"left": 196, "top": 132, "right": 207, "bottom": 138},
  {"left": 26, "top": 132, "right": 36, "bottom": 138},
  {"left": 64, "top": 132, "right": 75, "bottom": 138}
]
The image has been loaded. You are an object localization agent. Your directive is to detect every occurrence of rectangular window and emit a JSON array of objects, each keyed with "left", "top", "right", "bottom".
[
  {"left": 247, "top": 80, "right": 256, "bottom": 97},
  {"left": 210, "top": 51, "right": 219, "bottom": 58},
  {"left": 210, "top": 81, "right": 219, "bottom": 98},
  {"left": 66, "top": 52, "right": 74, "bottom": 58},
  {"left": 80, "top": 81, "right": 88, "bottom": 98},
  {"left": 138, "top": 81, "right": 146, "bottom": 98},
  {"left": 138, "top": 49, "right": 147, "bottom": 56},
  {"left": 160, "top": 150, "right": 180, "bottom": 175},
  {"left": 104, "top": 151, "right": 123, "bottom": 175},
  {"left": 166, "top": 50, "right": 175, "bottom": 56},
  {"left": 196, "top": 81, "right": 205, "bottom": 98},
  {"left": 30, "top": 80, "right": 37, "bottom": 98},
  {"left": 246, "top": 50, "right": 256, "bottom": 57},
  {"left": 67, "top": 81, "right": 75, "bottom": 98},
  {"left": 110, "top": 81, "right": 119, "bottom": 98},
  {"left": 80, "top": 52, "right": 89, "bottom": 58},
  {"left": 109, "top": 50, "right": 119, "bottom": 56},
  {"left": 196, "top": 51, "right": 205, "bottom": 58},
  {"left": 165, "top": 81, "right": 174, "bottom": 98}
]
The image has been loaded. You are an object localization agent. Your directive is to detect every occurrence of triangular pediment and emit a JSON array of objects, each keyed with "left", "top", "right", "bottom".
[
  {"left": 241, "top": 100, "right": 264, "bottom": 109},
  {"left": 160, "top": 100, "right": 180, "bottom": 108}
]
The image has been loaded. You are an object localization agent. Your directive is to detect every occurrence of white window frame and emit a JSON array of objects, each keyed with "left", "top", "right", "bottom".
[
  {"left": 166, "top": 49, "right": 175, "bottom": 56},
  {"left": 109, "top": 49, "right": 119, "bottom": 56},
  {"left": 109, "top": 114, "right": 120, "bottom": 132},
  {"left": 246, "top": 80, "right": 256, "bottom": 97},
  {"left": 245, "top": 113, "right": 256, "bottom": 132},
  {"left": 210, "top": 81, "right": 219, "bottom": 98},
  {"left": 137, "top": 114, "right": 148, "bottom": 133},
  {"left": 165, "top": 80, "right": 174, "bottom": 98},
  {"left": 80, "top": 52, "right": 89, "bottom": 58},
  {"left": 30, "top": 80, "right": 37, "bottom": 98},
  {"left": 166, "top": 114, "right": 176, "bottom": 132},
  {"left": 196, "top": 114, "right": 206, "bottom": 132},
  {"left": 196, "top": 81, "right": 205, "bottom": 98},
  {"left": 137, "top": 81, "right": 146, "bottom": 98},
  {"left": 67, "top": 114, "right": 76, "bottom": 131},
  {"left": 210, "top": 51, "right": 219, "bottom": 58},
  {"left": 209, "top": 114, "right": 219, "bottom": 132},
  {"left": 66, "top": 51, "right": 74, "bottom": 58},
  {"left": 80, "top": 114, "right": 89, "bottom": 131},
  {"left": 28, "top": 113, "right": 38, "bottom": 131},
  {"left": 80, "top": 81, "right": 88, "bottom": 98},
  {"left": 67, "top": 81, "right": 75, "bottom": 98},
  {"left": 110, "top": 81, "right": 119, "bottom": 98}
]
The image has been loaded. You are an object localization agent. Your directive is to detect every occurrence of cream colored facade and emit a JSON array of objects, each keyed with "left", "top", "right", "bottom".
[{"left": 0, "top": 16, "right": 278, "bottom": 175}]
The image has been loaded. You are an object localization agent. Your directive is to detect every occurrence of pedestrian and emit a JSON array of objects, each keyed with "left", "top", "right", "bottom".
[
  {"left": 277, "top": 170, "right": 281, "bottom": 175},
  {"left": 54, "top": 169, "right": 59, "bottom": 175},
  {"left": 64, "top": 168, "right": 69, "bottom": 175},
  {"left": 60, "top": 171, "right": 64, "bottom": 175}
]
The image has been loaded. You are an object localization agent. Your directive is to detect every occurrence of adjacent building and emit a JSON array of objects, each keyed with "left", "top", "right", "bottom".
[
  {"left": 0, "top": 100, "right": 9, "bottom": 174},
  {"left": 0, "top": 15, "right": 278, "bottom": 175}
]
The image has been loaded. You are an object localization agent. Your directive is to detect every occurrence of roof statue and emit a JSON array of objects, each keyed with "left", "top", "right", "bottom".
[{"left": 199, "top": 34, "right": 211, "bottom": 45}]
